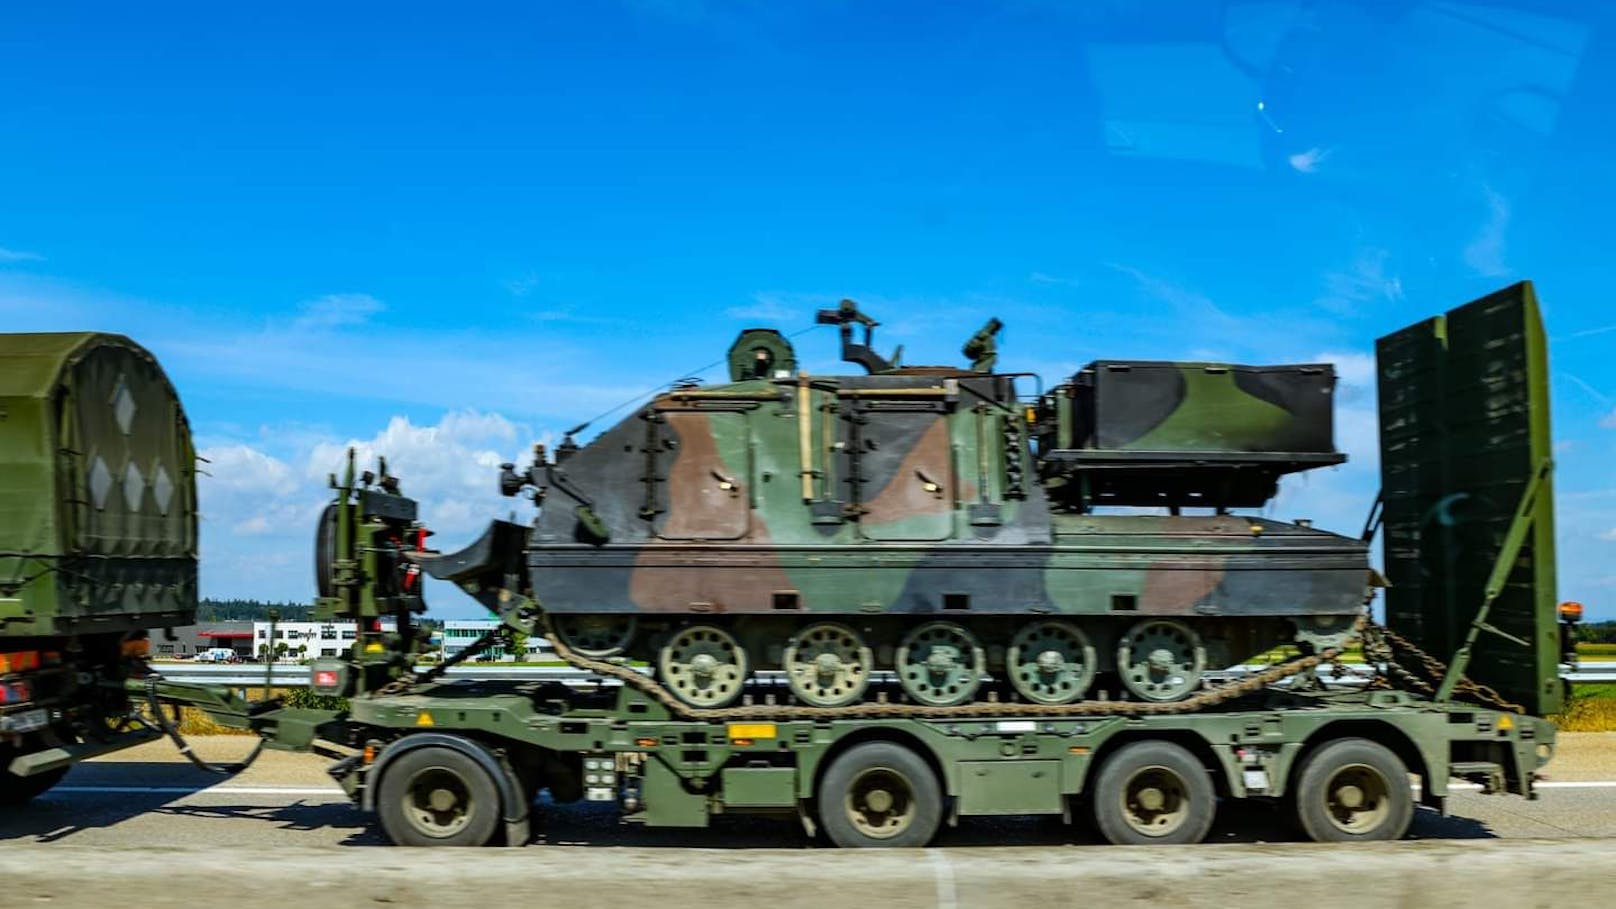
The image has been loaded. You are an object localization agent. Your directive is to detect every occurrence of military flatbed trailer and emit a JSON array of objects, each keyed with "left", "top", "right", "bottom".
[
  {"left": 4, "top": 281, "right": 1573, "bottom": 850},
  {"left": 233, "top": 675, "right": 1554, "bottom": 848},
  {"left": 179, "top": 281, "right": 1566, "bottom": 850}
]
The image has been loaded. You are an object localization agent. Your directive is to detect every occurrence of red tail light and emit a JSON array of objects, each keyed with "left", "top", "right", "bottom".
[{"left": 0, "top": 651, "right": 41, "bottom": 674}]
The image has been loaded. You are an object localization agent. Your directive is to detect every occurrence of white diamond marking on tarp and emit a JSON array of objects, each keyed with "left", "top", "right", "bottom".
[
  {"left": 112, "top": 374, "right": 137, "bottom": 435},
  {"left": 152, "top": 463, "right": 175, "bottom": 515},
  {"left": 89, "top": 456, "right": 113, "bottom": 509},
  {"left": 124, "top": 461, "right": 145, "bottom": 512}
]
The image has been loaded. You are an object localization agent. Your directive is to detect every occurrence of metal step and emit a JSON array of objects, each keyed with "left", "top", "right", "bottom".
[
  {"left": 1451, "top": 760, "right": 1506, "bottom": 793},
  {"left": 6, "top": 726, "right": 163, "bottom": 777}
]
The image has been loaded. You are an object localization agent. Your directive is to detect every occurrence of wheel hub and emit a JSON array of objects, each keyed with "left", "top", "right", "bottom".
[
  {"left": 1122, "top": 767, "right": 1189, "bottom": 836},
  {"left": 897, "top": 622, "right": 984, "bottom": 707},
  {"left": 657, "top": 625, "right": 748, "bottom": 708},
  {"left": 784, "top": 623, "right": 873, "bottom": 708},
  {"left": 403, "top": 768, "right": 473, "bottom": 838},
  {"left": 844, "top": 767, "right": 916, "bottom": 839},
  {"left": 925, "top": 646, "right": 959, "bottom": 673},
  {"left": 1007, "top": 621, "right": 1096, "bottom": 705},
  {"left": 1323, "top": 764, "right": 1391, "bottom": 833},
  {"left": 1118, "top": 619, "right": 1206, "bottom": 702},
  {"left": 428, "top": 788, "right": 457, "bottom": 813},
  {"left": 690, "top": 652, "right": 718, "bottom": 678}
]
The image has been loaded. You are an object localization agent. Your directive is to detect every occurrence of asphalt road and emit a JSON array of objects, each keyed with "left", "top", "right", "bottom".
[
  {"left": 4, "top": 733, "right": 1616, "bottom": 848},
  {"left": 5, "top": 736, "right": 1616, "bottom": 908}
]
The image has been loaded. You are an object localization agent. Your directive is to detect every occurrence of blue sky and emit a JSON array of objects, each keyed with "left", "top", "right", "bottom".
[{"left": 2, "top": 1, "right": 1613, "bottom": 619}]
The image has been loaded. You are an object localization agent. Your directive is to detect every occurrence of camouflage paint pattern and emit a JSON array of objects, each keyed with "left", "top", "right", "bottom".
[{"left": 478, "top": 343, "right": 1368, "bottom": 673}]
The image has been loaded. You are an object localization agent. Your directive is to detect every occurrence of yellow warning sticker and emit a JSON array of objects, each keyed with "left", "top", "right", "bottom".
[{"left": 416, "top": 712, "right": 435, "bottom": 727}]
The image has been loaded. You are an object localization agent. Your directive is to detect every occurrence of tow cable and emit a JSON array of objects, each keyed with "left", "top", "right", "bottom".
[{"left": 141, "top": 674, "right": 266, "bottom": 775}]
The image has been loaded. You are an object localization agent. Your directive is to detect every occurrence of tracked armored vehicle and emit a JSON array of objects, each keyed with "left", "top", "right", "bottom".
[{"left": 425, "top": 301, "right": 1369, "bottom": 710}]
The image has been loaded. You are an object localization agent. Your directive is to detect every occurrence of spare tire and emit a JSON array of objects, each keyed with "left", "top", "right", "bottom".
[{"left": 314, "top": 502, "right": 337, "bottom": 599}]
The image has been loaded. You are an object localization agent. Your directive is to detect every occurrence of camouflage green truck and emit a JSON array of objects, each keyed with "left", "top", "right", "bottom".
[
  {"left": 0, "top": 333, "right": 198, "bottom": 803},
  {"left": 261, "top": 282, "right": 1571, "bottom": 848}
]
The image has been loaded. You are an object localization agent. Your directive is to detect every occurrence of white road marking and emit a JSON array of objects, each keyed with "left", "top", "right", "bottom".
[
  {"left": 1448, "top": 781, "right": 1616, "bottom": 791},
  {"left": 927, "top": 849, "right": 958, "bottom": 909}
]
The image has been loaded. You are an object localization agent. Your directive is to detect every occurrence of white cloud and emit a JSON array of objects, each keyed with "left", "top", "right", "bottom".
[
  {"left": 724, "top": 293, "right": 812, "bottom": 322},
  {"left": 1602, "top": 408, "right": 1616, "bottom": 430},
  {"left": 1108, "top": 263, "right": 1239, "bottom": 331},
  {"left": 1464, "top": 186, "right": 1511, "bottom": 278},
  {"left": 1029, "top": 271, "right": 1080, "bottom": 288},
  {"left": 197, "top": 410, "right": 548, "bottom": 610},
  {"left": 292, "top": 293, "right": 385, "bottom": 330},
  {"left": 196, "top": 442, "right": 311, "bottom": 538},
  {"left": 1312, "top": 350, "right": 1376, "bottom": 389},
  {"left": 504, "top": 273, "right": 540, "bottom": 297},
  {"left": 0, "top": 247, "right": 43, "bottom": 263},
  {"left": 305, "top": 410, "right": 539, "bottom": 539},
  {"left": 1315, "top": 248, "right": 1403, "bottom": 314},
  {"left": 1600, "top": 528, "right": 1616, "bottom": 542},
  {"left": 1287, "top": 146, "right": 1330, "bottom": 173}
]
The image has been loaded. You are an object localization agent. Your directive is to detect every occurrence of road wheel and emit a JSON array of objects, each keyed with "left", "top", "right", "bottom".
[
  {"left": 1091, "top": 741, "right": 1216, "bottom": 845},
  {"left": 1292, "top": 737, "right": 1412, "bottom": 842},
  {"left": 818, "top": 742, "right": 942, "bottom": 848},
  {"left": 376, "top": 746, "right": 503, "bottom": 847}
]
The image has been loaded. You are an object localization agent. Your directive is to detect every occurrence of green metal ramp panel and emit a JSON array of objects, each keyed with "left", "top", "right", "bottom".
[{"left": 1375, "top": 281, "right": 1560, "bottom": 715}]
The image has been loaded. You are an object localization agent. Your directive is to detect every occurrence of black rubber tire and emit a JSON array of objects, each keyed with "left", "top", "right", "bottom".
[
  {"left": 1091, "top": 741, "right": 1217, "bottom": 845},
  {"left": 818, "top": 741, "right": 942, "bottom": 848},
  {"left": 375, "top": 746, "right": 503, "bottom": 847},
  {"left": 313, "top": 502, "right": 338, "bottom": 600},
  {"left": 0, "top": 755, "right": 68, "bottom": 807},
  {"left": 1292, "top": 737, "right": 1413, "bottom": 843}
]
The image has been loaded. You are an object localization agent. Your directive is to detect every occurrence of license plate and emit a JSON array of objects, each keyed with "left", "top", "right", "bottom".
[{"left": 0, "top": 707, "right": 48, "bottom": 734}]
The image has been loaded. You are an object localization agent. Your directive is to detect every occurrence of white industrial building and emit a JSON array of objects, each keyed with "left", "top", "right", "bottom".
[
  {"left": 252, "top": 618, "right": 397, "bottom": 662},
  {"left": 443, "top": 619, "right": 549, "bottom": 662}
]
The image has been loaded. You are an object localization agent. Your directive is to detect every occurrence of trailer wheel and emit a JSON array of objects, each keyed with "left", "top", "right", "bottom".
[
  {"left": 1091, "top": 741, "right": 1216, "bottom": 845},
  {"left": 0, "top": 757, "right": 68, "bottom": 806},
  {"left": 818, "top": 742, "right": 942, "bottom": 848},
  {"left": 1292, "top": 737, "right": 1412, "bottom": 842},
  {"left": 1, "top": 766, "right": 68, "bottom": 806},
  {"left": 376, "top": 746, "right": 503, "bottom": 847}
]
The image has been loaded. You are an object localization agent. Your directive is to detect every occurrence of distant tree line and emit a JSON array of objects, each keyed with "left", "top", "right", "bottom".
[
  {"left": 1574, "top": 621, "right": 1616, "bottom": 644},
  {"left": 196, "top": 598, "right": 444, "bottom": 633},
  {"left": 197, "top": 599, "right": 312, "bottom": 622}
]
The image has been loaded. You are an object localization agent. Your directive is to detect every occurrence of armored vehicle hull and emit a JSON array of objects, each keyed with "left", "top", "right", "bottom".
[{"left": 425, "top": 304, "right": 1369, "bottom": 710}]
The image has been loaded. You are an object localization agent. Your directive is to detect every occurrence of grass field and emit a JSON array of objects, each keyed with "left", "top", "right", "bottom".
[{"left": 1552, "top": 682, "right": 1616, "bottom": 732}]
